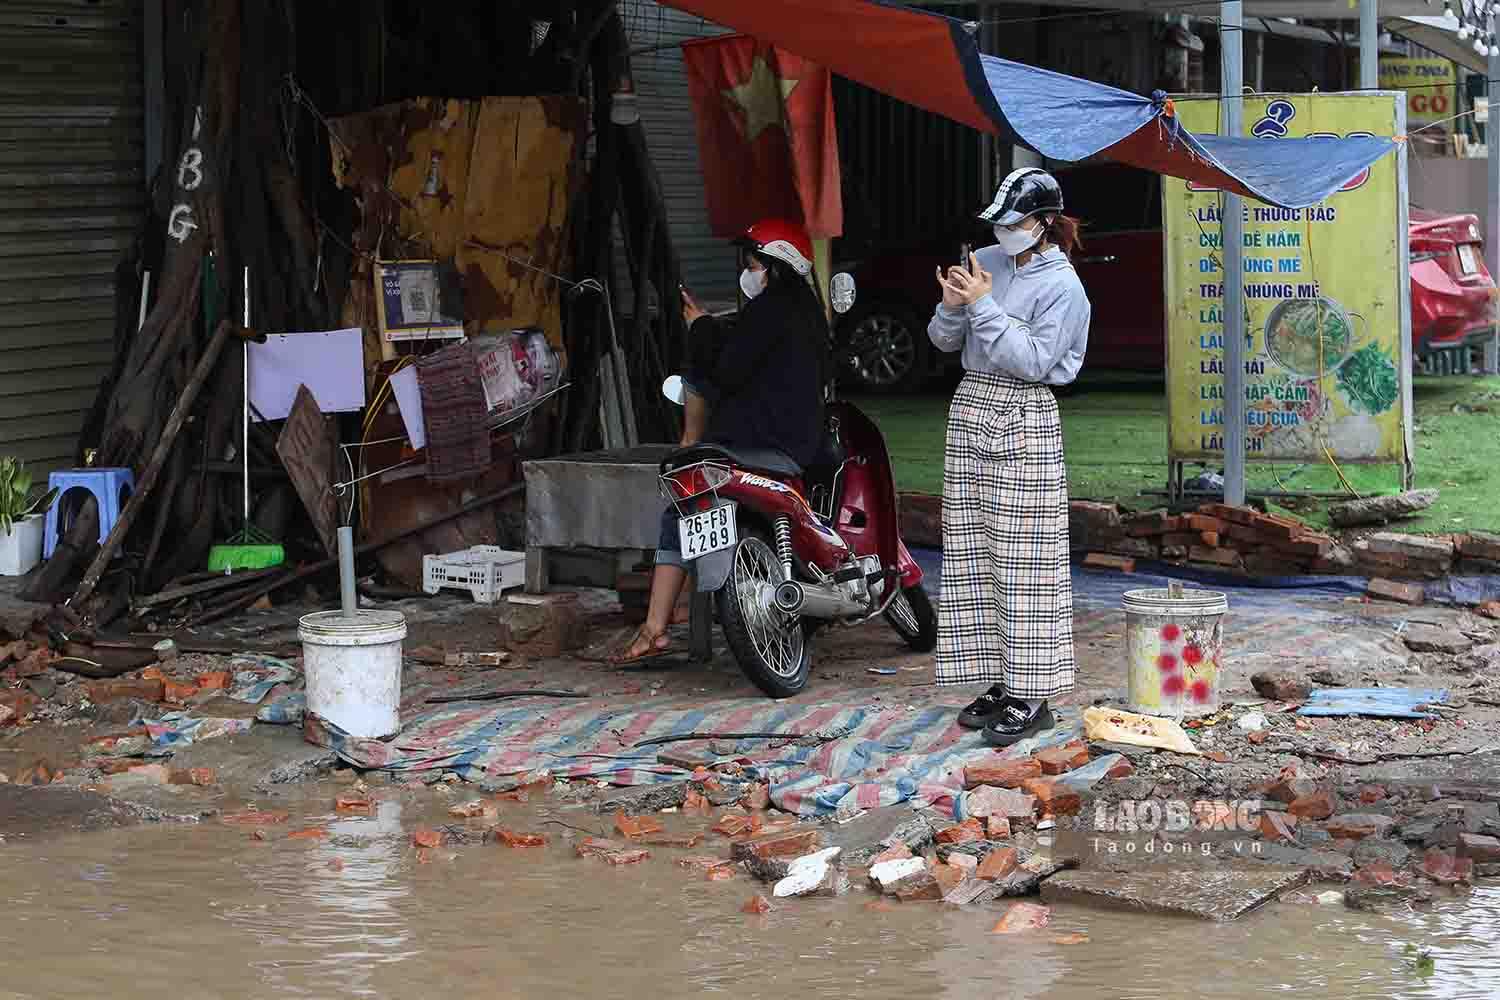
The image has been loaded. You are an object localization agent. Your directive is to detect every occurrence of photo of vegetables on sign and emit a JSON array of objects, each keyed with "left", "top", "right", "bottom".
[{"left": 1163, "top": 93, "right": 1408, "bottom": 465}]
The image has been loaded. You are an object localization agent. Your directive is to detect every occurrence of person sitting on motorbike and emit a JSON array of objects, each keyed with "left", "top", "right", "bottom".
[{"left": 613, "top": 218, "right": 828, "bottom": 664}]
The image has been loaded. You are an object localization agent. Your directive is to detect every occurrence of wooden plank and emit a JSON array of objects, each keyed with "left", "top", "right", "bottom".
[{"left": 275, "top": 385, "right": 339, "bottom": 557}]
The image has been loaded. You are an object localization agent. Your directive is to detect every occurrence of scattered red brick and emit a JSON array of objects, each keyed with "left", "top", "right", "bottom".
[
  {"left": 1082, "top": 553, "right": 1135, "bottom": 573},
  {"left": 891, "top": 871, "right": 944, "bottom": 902},
  {"left": 1353, "top": 863, "right": 1400, "bottom": 887},
  {"left": 85, "top": 678, "right": 166, "bottom": 704},
  {"left": 1359, "top": 785, "right": 1389, "bottom": 805},
  {"left": 745, "top": 784, "right": 771, "bottom": 810},
  {"left": 1366, "top": 578, "right": 1424, "bottom": 606},
  {"left": 712, "top": 813, "right": 756, "bottom": 837},
  {"left": 168, "top": 767, "right": 216, "bottom": 787},
  {"left": 1247, "top": 731, "right": 1270, "bottom": 745},
  {"left": 1422, "top": 848, "right": 1475, "bottom": 885},
  {"left": 1324, "top": 814, "right": 1394, "bottom": 841},
  {"left": 871, "top": 842, "right": 913, "bottom": 865},
  {"left": 195, "top": 671, "right": 231, "bottom": 690},
  {"left": 412, "top": 829, "right": 443, "bottom": 849},
  {"left": 639, "top": 831, "right": 703, "bottom": 849},
  {"left": 576, "top": 837, "right": 626, "bottom": 859},
  {"left": 991, "top": 902, "right": 1052, "bottom": 934},
  {"left": 931, "top": 862, "right": 965, "bottom": 896},
  {"left": 1287, "top": 791, "right": 1335, "bottom": 821},
  {"left": 730, "top": 828, "right": 820, "bottom": 862},
  {"left": 1259, "top": 812, "right": 1299, "bottom": 844},
  {"left": 963, "top": 759, "right": 1042, "bottom": 790},
  {"left": 705, "top": 866, "right": 735, "bottom": 882},
  {"left": 1193, "top": 800, "right": 1237, "bottom": 831},
  {"left": 677, "top": 855, "right": 734, "bottom": 873},
  {"left": 742, "top": 894, "right": 773, "bottom": 914},
  {"left": 336, "top": 796, "right": 374, "bottom": 815},
  {"left": 935, "top": 818, "right": 985, "bottom": 845},
  {"left": 614, "top": 812, "right": 665, "bottom": 840},
  {"left": 1035, "top": 745, "right": 1090, "bottom": 775},
  {"left": 1020, "top": 778, "right": 1080, "bottom": 817},
  {"left": 1105, "top": 758, "right": 1136, "bottom": 779},
  {"left": 976, "top": 847, "right": 1019, "bottom": 882},
  {"left": 287, "top": 827, "right": 328, "bottom": 840},
  {"left": 162, "top": 680, "right": 199, "bottom": 704},
  {"left": 1202, "top": 751, "right": 1232, "bottom": 765},
  {"left": 221, "top": 810, "right": 290, "bottom": 826},
  {"left": 986, "top": 816, "right": 1012, "bottom": 840},
  {"left": 682, "top": 790, "right": 712, "bottom": 813},
  {"left": 493, "top": 829, "right": 547, "bottom": 848}
]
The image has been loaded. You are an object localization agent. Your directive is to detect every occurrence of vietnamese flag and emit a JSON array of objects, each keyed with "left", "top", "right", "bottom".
[{"left": 682, "top": 34, "right": 843, "bottom": 239}]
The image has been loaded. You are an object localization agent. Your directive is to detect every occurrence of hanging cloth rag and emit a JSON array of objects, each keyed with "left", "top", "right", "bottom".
[{"left": 416, "top": 342, "right": 489, "bottom": 481}]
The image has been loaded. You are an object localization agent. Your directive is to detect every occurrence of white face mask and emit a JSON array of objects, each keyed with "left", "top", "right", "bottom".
[
  {"left": 739, "top": 267, "right": 767, "bottom": 299},
  {"left": 993, "top": 220, "right": 1044, "bottom": 256}
]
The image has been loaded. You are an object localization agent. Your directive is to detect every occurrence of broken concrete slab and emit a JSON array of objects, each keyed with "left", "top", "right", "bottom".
[
  {"left": 1041, "top": 865, "right": 1308, "bottom": 921},
  {"left": 825, "top": 806, "right": 934, "bottom": 866},
  {"left": 1402, "top": 625, "right": 1473, "bottom": 656},
  {"left": 595, "top": 781, "right": 689, "bottom": 815},
  {"left": 990, "top": 848, "right": 1080, "bottom": 897},
  {"left": 1246, "top": 844, "right": 1356, "bottom": 881}
]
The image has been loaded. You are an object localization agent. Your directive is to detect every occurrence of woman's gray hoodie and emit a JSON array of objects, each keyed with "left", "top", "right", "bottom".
[{"left": 926, "top": 245, "right": 1090, "bottom": 385}]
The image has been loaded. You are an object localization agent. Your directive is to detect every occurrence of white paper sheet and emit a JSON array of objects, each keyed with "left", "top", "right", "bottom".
[
  {"left": 248, "top": 328, "right": 367, "bottom": 421},
  {"left": 389, "top": 365, "right": 426, "bottom": 450}
]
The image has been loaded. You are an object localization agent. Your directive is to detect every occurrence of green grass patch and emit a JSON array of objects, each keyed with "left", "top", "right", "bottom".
[{"left": 854, "top": 373, "right": 1500, "bottom": 535}]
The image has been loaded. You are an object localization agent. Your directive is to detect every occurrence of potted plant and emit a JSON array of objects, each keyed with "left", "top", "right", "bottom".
[{"left": 0, "top": 458, "right": 57, "bottom": 577}]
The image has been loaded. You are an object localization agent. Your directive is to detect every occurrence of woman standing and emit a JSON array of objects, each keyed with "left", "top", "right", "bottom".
[{"left": 926, "top": 168, "right": 1091, "bottom": 746}]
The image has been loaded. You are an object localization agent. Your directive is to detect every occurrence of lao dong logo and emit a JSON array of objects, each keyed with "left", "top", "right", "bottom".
[{"left": 1187, "top": 99, "right": 1371, "bottom": 194}]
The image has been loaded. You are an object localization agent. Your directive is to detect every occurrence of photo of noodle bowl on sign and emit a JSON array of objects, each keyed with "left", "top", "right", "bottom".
[{"left": 1263, "top": 296, "right": 1361, "bottom": 379}]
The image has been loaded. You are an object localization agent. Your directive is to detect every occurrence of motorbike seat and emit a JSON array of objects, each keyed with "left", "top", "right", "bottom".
[{"left": 663, "top": 443, "right": 803, "bottom": 478}]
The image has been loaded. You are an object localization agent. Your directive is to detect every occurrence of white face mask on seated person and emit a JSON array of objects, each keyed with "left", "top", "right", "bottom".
[
  {"left": 739, "top": 266, "right": 768, "bottom": 299},
  {"left": 993, "top": 217, "right": 1047, "bottom": 257}
]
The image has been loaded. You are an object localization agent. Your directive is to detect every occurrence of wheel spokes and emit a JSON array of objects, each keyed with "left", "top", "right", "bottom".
[{"left": 733, "top": 539, "right": 804, "bottom": 679}]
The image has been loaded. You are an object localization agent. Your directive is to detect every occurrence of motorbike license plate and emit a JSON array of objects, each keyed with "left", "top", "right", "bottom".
[
  {"left": 1458, "top": 243, "right": 1479, "bottom": 275},
  {"left": 678, "top": 503, "right": 737, "bottom": 561}
]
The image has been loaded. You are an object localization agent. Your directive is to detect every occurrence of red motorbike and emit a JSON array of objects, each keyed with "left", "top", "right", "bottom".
[{"left": 659, "top": 279, "right": 937, "bottom": 697}]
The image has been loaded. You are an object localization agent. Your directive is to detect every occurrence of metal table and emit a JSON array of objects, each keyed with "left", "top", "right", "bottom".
[{"left": 522, "top": 445, "right": 713, "bottom": 660}]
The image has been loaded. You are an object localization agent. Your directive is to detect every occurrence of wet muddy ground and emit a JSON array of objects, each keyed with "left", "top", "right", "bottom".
[
  {"left": 3, "top": 583, "right": 1500, "bottom": 997},
  {"left": 1, "top": 779, "right": 1496, "bottom": 999}
]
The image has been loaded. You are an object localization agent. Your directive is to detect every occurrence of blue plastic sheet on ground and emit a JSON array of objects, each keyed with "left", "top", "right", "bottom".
[{"left": 1298, "top": 687, "right": 1448, "bottom": 719}]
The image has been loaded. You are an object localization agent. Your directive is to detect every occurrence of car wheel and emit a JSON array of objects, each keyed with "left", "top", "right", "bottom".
[{"left": 838, "top": 304, "right": 928, "bottom": 393}]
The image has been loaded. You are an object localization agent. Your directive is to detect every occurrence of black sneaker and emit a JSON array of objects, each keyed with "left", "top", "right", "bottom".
[
  {"left": 957, "top": 684, "right": 1008, "bottom": 729},
  {"left": 982, "top": 698, "right": 1055, "bottom": 747}
]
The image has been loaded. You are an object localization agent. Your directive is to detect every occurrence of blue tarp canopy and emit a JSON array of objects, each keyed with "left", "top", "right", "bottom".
[{"left": 663, "top": 0, "right": 1398, "bottom": 209}]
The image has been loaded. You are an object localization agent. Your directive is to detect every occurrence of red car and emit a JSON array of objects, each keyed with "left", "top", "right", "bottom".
[{"left": 837, "top": 163, "right": 1495, "bottom": 390}]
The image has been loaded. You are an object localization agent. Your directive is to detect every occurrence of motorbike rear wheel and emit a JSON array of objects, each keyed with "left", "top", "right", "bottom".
[
  {"left": 718, "top": 533, "right": 813, "bottom": 698},
  {"left": 885, "top": 584, "right": 938, "bottom": 652}
]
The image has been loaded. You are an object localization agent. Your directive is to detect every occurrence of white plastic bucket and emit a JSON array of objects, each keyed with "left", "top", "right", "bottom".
[
  {"left": 1123, "top": 587, "right": 1228, "bottom": 719},
  {"left": 299, "top": 609, "right": 407, "bottom": 738}
]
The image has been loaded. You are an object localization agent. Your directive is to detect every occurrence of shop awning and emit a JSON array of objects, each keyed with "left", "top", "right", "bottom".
[{"left": 658, "top": 0, "right": 1398, "bottom": 209}]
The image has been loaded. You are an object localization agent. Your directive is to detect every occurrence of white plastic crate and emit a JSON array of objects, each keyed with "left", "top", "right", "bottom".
[{"left": 421, "top": 545, "right": 526, "bottom": 604}]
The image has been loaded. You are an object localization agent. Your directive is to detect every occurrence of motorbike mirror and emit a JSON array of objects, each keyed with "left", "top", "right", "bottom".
[
  {"left": 830, "top": 271, "right": 856, "bottom": 314},
  {"left": 662, "top": 374, "right": 685, "bottom": 406}
]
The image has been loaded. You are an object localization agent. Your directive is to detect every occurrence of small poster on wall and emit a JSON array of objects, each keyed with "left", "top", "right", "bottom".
[{"left": 374, "top": 259, "right": 466, "bottom": 342}]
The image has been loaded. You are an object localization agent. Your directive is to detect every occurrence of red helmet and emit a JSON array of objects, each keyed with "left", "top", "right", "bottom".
[{"left": 741, "top": 218, "right": 813, "bottom": 276}]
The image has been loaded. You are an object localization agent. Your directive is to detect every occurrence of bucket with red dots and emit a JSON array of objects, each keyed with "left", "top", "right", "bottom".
[{"left": 1123, "top": 587, "right": 1227, "bottom": 719}]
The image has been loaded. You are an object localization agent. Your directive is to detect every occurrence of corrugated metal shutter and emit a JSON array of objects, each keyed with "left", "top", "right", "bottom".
[
  {"left": 620, "top": 0, "right": 737, "bottom": 308},
  {"left": 0, "top": 0, "right": 144, "bottom": 476}
]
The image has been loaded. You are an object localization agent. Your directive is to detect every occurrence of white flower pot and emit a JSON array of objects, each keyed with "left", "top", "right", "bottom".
[{"left": 0, "top": 514, "right": 44, "bottom": 577}]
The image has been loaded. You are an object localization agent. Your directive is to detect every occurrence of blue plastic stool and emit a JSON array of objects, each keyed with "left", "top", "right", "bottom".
[{"left": 44, "top": 468, "right": 135, "bottom": 559}]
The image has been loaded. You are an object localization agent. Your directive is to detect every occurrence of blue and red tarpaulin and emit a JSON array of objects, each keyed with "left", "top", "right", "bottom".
[{"left": 659, "top": 0, "right": 1398, "bottom": 209}]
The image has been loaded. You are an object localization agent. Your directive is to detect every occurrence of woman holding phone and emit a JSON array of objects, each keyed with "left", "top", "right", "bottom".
[{"left": 926, "top": 168, "right": 1091, "bottom": 746}]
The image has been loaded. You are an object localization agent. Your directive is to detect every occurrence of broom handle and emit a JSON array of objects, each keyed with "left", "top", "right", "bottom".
[{"left": 242, "top": 266, "right": 251, "bottom": 528}]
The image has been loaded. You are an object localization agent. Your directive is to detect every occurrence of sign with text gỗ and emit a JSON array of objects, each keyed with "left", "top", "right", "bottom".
[{"left": 1163, "top": 93, "right": 1407, "bottom": 465}]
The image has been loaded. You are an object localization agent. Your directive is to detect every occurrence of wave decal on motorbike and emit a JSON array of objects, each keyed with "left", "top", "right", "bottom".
[{"left": 738, "top": 473, "right": 792, "bottom": 493}]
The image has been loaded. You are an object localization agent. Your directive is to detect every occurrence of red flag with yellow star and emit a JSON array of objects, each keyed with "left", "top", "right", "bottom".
[{"left": 681, "top": 35, "right": 842, "bottom": 239}]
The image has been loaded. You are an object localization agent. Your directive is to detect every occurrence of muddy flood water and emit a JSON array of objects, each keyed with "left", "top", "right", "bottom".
[{"left": 1, "top": 783, "right": 1496, "bottom": 1000}]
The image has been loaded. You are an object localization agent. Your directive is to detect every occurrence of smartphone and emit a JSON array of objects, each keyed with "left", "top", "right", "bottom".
[{"left": 958, "top": 243, "right": 972, "bottom": 275}]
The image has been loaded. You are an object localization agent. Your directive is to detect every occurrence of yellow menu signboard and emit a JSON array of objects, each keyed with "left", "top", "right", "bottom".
[{"left": 1163, "top": 93, "right": 1410, "bottom": 467}]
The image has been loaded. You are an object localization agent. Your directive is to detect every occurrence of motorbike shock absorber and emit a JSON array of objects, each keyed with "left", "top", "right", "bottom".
[{"left": 773, "top": 515, "right": 794, "bottom": 582}]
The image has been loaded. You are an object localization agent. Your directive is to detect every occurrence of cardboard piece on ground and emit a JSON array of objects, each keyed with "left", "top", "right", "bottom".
[
  {"left": 248, "top": 328, "right": 367, "bottom": 420},
  {"left": 1082, "top": 706, "right": 1200, "bottom": 756}
]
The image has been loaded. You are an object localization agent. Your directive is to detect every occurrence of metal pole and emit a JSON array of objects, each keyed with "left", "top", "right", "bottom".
[
  {"left": 338, "top": 526, "right": 357, "bottom": 617},
  {"left": 1359, "top": 0, "right": 1379, "bottom": 90},
  {"left": 1489, "top": 43, "right": 1500, "bottom": 373},
  {"left": 1221, "top": 1, "right": 1247, "bottom": 507}
]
